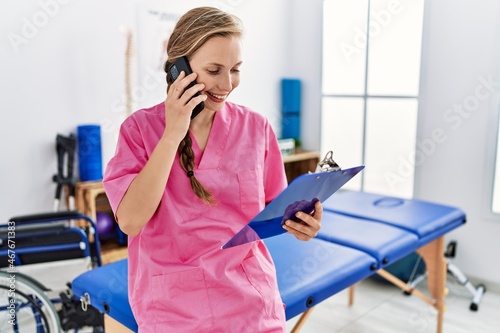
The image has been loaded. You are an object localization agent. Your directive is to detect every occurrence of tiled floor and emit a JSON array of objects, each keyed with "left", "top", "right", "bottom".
[{"left": 286, "top": 276, "right": 500, "bottom": 333}]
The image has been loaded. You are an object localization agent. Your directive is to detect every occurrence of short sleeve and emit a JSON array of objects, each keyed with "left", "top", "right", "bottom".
[
  {"left": 263, "top": 120, "right": 287, "bottom": 203},
  {"left": 102, "top": 117, "right": 148, "bottom": 217}
]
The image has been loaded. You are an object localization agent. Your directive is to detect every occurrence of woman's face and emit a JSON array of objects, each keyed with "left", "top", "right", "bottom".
[{"left": 189, "top": 35, "right": 242, "bottom": 111}]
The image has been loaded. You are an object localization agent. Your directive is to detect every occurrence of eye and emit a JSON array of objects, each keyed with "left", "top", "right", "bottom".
[
  {"left": 231, "top": 68, "right": 241, "bottom": 73},
  {"left": 207, "top": 69, "right": 220, "bottom": 75}
]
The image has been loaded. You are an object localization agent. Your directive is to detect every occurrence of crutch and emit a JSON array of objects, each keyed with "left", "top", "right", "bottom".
[{"left": 52, "top": 134, "right": 76, "bottom": 213}]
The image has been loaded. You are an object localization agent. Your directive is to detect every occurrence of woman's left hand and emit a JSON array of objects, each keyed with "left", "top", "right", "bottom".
[{"left": 282, "top": 200, "right": 322, "bottom": 241}]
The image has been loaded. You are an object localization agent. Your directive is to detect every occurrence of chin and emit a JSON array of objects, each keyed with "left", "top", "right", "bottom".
[{"left": 205, "top": 100, "right": 226, "bottom": 112}]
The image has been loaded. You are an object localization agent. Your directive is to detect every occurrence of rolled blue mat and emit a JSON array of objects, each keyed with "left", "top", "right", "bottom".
[
  {"left": 282, "top": 114, "right": 301, "bottom": 140},
  {"left": 281, "top": 78, "right": 301, "bottom": 139},
  {"left": 281, "top": 78, "right": 301, "bottom": 114},
  {"left": 77, "top": 124, "right": 103, "bottom": 181}
]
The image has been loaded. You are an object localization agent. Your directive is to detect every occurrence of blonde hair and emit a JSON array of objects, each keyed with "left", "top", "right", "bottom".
[{"left": 165, "top": 7, "right": 243, "bottom": 205}]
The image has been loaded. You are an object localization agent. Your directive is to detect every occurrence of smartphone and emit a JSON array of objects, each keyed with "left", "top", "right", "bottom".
[{"left": 167, "top": 56, "right": 205, "bottom": 119}]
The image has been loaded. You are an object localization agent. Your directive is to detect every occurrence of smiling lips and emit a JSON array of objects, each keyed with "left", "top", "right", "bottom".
[{"left": 206, "top": 91, "right": 227, "bottom": 102}]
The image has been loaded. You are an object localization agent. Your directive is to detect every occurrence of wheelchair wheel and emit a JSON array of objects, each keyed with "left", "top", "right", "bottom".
[{"left": 0, "top": 271, "right": 62, "bottom": 333}]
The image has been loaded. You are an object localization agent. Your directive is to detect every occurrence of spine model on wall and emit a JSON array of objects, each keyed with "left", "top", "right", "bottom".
[{"left": 121, "top": 25, "right": 135, "bottom": 117}]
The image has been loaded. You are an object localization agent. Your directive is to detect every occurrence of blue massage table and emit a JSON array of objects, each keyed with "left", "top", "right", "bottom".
[{"left": 72, "top": 190, "right": 466, "bottom": 333}]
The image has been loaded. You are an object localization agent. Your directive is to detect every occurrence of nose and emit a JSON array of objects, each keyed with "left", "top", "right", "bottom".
[{"left": 218, "top": 72, "right": 233, "bottom": 92}]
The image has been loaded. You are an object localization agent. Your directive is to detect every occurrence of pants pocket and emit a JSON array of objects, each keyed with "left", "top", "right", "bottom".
[
  {"left": 241, "top": 254, "right": 283, "bottom": 319},
  {"left": 151, "top": 268, "right": 214, "bottom": 328}
]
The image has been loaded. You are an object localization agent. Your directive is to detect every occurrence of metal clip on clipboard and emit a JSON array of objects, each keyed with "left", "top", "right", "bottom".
[
  {"left": 222, "top": 151, "right": 364, "bottom": 249},
  {"left": 314, "top": 151, "right": 341, "bottom": 173}
]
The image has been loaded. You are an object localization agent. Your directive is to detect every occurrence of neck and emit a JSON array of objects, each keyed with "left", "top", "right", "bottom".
[
  {"left": 189, "top": 109, "right": 216, "bottom": 151},
  {"left": 190, "top": 109, "right": 216, "bottom": 131}
]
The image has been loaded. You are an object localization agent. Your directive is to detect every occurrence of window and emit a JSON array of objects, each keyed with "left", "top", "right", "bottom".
[
  {"left": 321, "top": 0, "right": 425, "bottom": 198},
  {"left": 492, "top": 119, "right": 500, "bottom": 213}
]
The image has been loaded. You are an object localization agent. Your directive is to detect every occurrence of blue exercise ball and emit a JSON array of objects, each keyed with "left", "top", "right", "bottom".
[{"left": 95, "top": 212, "right": 115, "bottom": 240}]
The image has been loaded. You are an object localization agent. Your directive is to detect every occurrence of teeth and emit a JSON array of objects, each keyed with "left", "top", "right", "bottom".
[{"left": 208, "top": 92, "right": 226, "bottom": 100}]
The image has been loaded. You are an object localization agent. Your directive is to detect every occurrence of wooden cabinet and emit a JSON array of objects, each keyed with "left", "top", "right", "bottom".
[{"left": 283, "top": 150, "right": 321, "bottom": 183}]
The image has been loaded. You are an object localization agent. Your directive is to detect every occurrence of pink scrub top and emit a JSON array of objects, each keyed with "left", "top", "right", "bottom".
[{"left": 103, "top": 101, "right": 288, "bottom": 332}]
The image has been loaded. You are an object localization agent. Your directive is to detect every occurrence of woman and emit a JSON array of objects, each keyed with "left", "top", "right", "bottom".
[{"left": 103, "top": 6, "right": 322, "bottom": 332}]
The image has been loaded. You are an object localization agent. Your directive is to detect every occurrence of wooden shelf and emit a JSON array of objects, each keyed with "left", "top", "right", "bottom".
[
  {"left": 283, "top": 150, "right": 320, "bottom": 164},
  {"left": 74, "top": 181, "right": 126, "bottom": 264},
  {"left": 75, "top": 180, "right": 109, "bottom": 224},
  {"left": 283, "top": 150, "right": 321, "bottom": 183},
  {"left": 100, "top": 240, "right": 128, "bottom": 265}
]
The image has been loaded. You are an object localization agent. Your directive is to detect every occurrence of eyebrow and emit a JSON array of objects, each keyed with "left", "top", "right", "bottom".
[{"left": 206, "top": 61, "right": 243, "bottom": 67}]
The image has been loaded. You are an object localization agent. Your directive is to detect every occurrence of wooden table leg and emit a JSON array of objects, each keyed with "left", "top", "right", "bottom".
[
  {"left": 348, "top": 285, "right": 355, "bottom": 306},
  {"left": 104, "top": 315, "right": 134, "bottom": 333},
  {"left": 291, "top": 308, "right": 315, "bottom": 333},
  {"left": 417, "top": 236, "right": 446, "bottom": 333}
]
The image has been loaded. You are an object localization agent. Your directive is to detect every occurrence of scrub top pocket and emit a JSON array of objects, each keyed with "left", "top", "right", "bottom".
[{"left": 238, "top": 169, "right": 265, "bottom": 220}]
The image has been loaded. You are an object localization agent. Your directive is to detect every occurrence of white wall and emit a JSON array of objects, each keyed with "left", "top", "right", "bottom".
[
  {"left": 0, "top": 0, "right": 291, "bottom": 219},
  {"left": 288, "top": 0, "right": 324, "bottom": 151},
  {"left": 0, "top": 0, "right": 136, "bottom": 218},
  {"left": 415, "top": 0, "right": 500, "bottom": 287}
]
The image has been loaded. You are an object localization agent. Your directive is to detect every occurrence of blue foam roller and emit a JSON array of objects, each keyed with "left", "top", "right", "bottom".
[{"left": 77, "top": 125, "right": 103, "bottom": 181}]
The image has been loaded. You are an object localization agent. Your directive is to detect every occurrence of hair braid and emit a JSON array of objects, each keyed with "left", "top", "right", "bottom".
[{"left": 178, "top": 132, "right": 216, "bottom": 205}]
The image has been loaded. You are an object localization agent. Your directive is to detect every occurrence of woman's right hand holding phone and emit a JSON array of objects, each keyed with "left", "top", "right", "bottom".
[
  {"left": 117, "top": 71, "right": 206, "bottom": 236},
  {"left": 164, "top": 71, "right": 207, "bottom": 143}
]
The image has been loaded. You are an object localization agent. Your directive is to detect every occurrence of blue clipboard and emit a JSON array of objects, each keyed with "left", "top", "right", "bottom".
[{"left": 221, "top": 165, "right": 365, "bottom": 249}]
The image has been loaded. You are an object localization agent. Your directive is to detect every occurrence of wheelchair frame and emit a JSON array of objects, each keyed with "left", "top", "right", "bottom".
[{"left": 0, "top": 211, "right": 105, "bottom": 333}]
